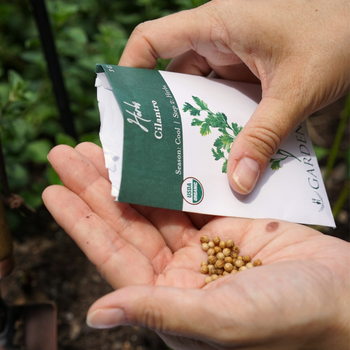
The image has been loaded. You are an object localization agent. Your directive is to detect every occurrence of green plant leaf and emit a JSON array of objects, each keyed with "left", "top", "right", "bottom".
[
  {"left": 213, "top": 137, "right": 224, "bottom": 150},
  {"left": 270, "top": 159, "right": 281, "bottom": 170},
  {"left": 24, "top": 139, "right": 53, "bottom": 163},
  {"left": 313, "top": 145, "right": 330, "bottom": 161},
  {"left": 231, "top": 122, "right": 242, "bottom": 136},
  {"left": 220, "top": 134, "right": 234, "bottom": 149},
  {"left": 46, "top": 164, "right": 63, "bottom": 186},
  {"left": 192, "top": 96, "right": 208, "bottom": 110},
  {"left": 200, "top": 121, "right": 211, "bottom": 136},
  {"left": 222, "top": 159, "right": 228, "bottom": 173},
  {"left": 183, "top": 102, "right": 201, "bottom": 116},
  {"left": 212, "top": 147, "right": 225, "bottom": 161},
  {"left": 55, "top": 132, "right": 77, "bottom": 147},
  {"left": 191, "top": 118, "right": 204, "bottom": 126}
]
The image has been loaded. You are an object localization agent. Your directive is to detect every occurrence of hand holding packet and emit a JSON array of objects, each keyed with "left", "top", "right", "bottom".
[{"left": 96, "top": 64, "right": 335, "bottom": 227}]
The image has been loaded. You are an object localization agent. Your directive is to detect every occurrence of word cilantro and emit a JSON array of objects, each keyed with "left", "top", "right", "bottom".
[{"left": 183, "top": 96, "right": 300, "bottom": 173}]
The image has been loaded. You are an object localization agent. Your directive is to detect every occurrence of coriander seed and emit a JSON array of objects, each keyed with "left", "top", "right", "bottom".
[
  {"left": 235, "top": 259, "right": 245, "bottom": 268},
  {"left": 224, "top": 257, "right": 233, "bottom": 264},
  {"left": 224, "top": 263, "right": 234, "bottom": 272},
  {"left": 238, "top": 266, "right": 248, "bottom": 271},
  {"left": 232, "top": 246, "right": 240, "bottom": 254},
  {"left": 205, "top": 276, "right": 213, "bottom": 284},
  {"left": 216, "top": 252, "right": 225, "bottom": 260},
  {"left": 243, "top": 255, "right": 251, "bottom": 263},
  {"left": 223, "top": 271, "right": 230, "bottom": 276},
  {"left": 207, "top": 255, "right": 216, "bottom": 265},
  {"left": 207, "top": 248, "right": 215, "bottom": 256},
  {"left": 253, "top": 259, "right": 262, "bottom": 266},
  {"left": 216, "top": 268, "right": 224, "bottom": 275},
  {"left": 201, "top": 261, "right": 208, "bottom": 266},
  {"left": 201, "top": 265, "right": 209, "bottom": 274},
  {"left": 211, "top": 274, "right": 219, "bottom": 281},
  {"left": 245, "top": 262, "right": 254, "bottom": 269},
  {"left": 208, "top": 241, "right": 215, "bottom": 248},
  {"left": 230, "top": 252, "right": 238, "bottom": 259},
  {"left": 209, "top": 268, "right": 217, "bottom": 276},
  {"left": 223, "top": 248, "right": 231, "bottom": 257},
  {"left": 215, "top": 259, "right": 225, "bottom": 269},
  {"left": 201, "top": 243, "right": 209, "bottom": 251},
  {"left": 231, "top": 269, "right": 238, "bottom": 274},
  {"left": 226, "top": 239, "right": 234, "bottom": 248},
  {"left": 200, "top": 235, "right": 210, "bottom": 243},
  {"left": 214, "top": 246, "right": 222, "bottom": 254},
  {"left": 219, "top": 241, "right": 226, "bottom": 249},
  {"left": 212, "top": 236, "right": 220, "bottom": 246}
]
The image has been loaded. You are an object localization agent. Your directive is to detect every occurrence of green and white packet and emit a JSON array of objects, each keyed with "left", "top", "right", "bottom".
[{"left": 95, "top": 64, "right": 335, "bottom": 227}]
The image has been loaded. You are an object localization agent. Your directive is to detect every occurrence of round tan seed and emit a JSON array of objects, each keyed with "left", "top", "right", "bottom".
[{"left": 226, "top": 239, "right": 234, "bottom": 248}]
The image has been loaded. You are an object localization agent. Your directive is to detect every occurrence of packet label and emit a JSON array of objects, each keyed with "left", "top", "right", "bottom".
[{"left": 96, "top": 64, "right": 335, "bottom": 227}]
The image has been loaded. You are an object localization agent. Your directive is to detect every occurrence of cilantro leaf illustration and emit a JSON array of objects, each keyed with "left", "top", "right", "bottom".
[
  {"left": 270, "top": 159, "right": 282, "bottom": 170},
  {"left": 191, "top": 118, "right": 204, "bottom": 126},
  {"left": 231, "top": 122, "right": 242, "bottom": 136},
  {"left": 212, "top": 147, "right": 225, "bottom": 161},
  {"left": 222, "top": 159, "right": 228, "bottom": 173},
  {"left": 183, "top": 102, "right": 201, "bottom": 116},
  {"left": 183, "top": 96, "right": 300, "bottom": 173},
  {"left": 200, "top": 121, "right": 211, "bottom": 136},
  {"left": 192, "top": 96, "right": 208, "bottom": 111}
]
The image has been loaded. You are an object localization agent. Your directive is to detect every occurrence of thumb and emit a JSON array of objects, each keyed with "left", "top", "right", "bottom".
[
  {"left": 86, "top": 285, "right": 212, "bottom": 336},
  {"left": 227, "top": 96, "right": 302, "bottom": 195}
]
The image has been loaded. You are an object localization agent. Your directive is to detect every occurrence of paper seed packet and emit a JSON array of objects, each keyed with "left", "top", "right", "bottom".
[{"left": 95, "top": 63, "right": 335, "bottom": 227}]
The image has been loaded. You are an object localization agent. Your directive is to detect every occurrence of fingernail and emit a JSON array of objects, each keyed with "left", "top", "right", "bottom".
[
  {"left": 87, "top": 308, "right": 127, "bottom": 329},
  {"left": 232, "top": 157, "right": 260, "bottom": 194}
]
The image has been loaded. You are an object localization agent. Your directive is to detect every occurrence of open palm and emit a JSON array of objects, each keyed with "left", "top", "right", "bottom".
[{"left": 42, "top": 142, "right": 349, "bottom": 350}]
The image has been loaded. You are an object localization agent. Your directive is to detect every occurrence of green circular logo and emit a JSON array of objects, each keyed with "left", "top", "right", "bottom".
[{"left": 181, "top": 177, "right": 204, "bottom": 205}]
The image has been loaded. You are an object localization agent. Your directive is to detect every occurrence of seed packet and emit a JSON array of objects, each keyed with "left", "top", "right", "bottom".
[{"left": 95, "top": 64, "right": 335, "bottom": 227}]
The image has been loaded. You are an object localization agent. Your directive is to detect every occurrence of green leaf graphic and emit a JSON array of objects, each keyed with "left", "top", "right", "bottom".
[
  {"left": 183, "top": 98, "right": 299, "bottom": 173},
  {"left": 270, "top": 159, "right": 281, "bottom": 170},
  {"left": 192, "top": 96, "right": 208, "bottom": 110},
  {"left": 183, "top": 102, "right": 201, "bottom": 116},
  {"left": 200, "top": 121, "right": 211, "bottom": 136},
  {"left": 231, "top": 122, "right": 242, "bottom": 136},
  {"left": 222, "top": 159, "right": 228, "bottom": 173},
  {"left": 191, "top": 118, "right": 204, "bottom": 126},
  {"left": 212, "top": 147, "right": 225, "bottom": 160}
]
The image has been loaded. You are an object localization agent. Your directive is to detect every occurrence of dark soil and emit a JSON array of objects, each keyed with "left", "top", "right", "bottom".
[{"left": 0, "top": 97, "right": 348, "bottom": 350}]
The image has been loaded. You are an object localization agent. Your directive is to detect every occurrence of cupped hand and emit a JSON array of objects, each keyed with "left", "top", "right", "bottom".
[
  {"left": 42, "top": 142, "right": 349, "bottom": 350},
  {"left": 119, "top": 0, "right": 350, "bottom": 195}
]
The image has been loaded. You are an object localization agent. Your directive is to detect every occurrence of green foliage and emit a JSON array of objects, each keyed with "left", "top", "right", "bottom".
[
  {"left": 183, "top": 96, "right": 300, "bottom": 173},
  {"left": 0, "top": 0, "right": 209, "bottom": 230}
]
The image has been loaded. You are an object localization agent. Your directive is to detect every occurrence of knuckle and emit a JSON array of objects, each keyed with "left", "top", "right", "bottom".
[
  {"left": 245, "top": 126, "right": 281, "bottom": 160},
  {"left": 137, "top": 302, "right": 166, "bottom": 332}
]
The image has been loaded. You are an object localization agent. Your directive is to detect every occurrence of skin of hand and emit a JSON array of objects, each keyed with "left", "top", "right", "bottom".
[
  {"left": 118, "top": 0, "right": 350, "bottom": 195},
  {"left": 42, "top": 142, "right": 350, "bottom": 350}
]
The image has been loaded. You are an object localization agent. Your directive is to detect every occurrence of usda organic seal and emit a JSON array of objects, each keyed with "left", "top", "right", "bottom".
[{"left": 181, "top": 177, "right": 204, "bottom": 205}]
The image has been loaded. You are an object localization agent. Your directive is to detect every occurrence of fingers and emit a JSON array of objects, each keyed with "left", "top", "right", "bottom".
[
  {"left": 86, "top": 285, "right": 213, "bottom": 337},
  {"left": 75, "top": 142, "right": 109, "bottom": 179},
  {"left": 119, "top": 2, "right": 241, "bottom": 69},
  {"left": 227, "top": 96, "right": 302, "bottom": 194},
  {"left": 72, "top": 143, "right": 200, "bottom": 252},
  {"left": 46, "top": 145, "right": 173, "bottom": 272},
  {"left": 42, "top": 185, "right": 155, "bottom": 288}
]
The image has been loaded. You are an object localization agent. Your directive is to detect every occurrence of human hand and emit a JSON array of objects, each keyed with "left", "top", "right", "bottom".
[
  {"left": 119, "top": 0, "right": 350, "bottom": 195},
  {"left": 42, "top": 142, "right": 350, "bottom": 350}
]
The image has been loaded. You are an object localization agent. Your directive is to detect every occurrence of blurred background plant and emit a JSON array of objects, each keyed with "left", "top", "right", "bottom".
[{"left": 0, "top": 0, "right": 209, "bottom": 231}]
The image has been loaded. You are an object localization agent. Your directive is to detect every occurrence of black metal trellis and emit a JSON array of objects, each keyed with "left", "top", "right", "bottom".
[{"left": 29, "top": 0, "right": 77, "bottom": 140}]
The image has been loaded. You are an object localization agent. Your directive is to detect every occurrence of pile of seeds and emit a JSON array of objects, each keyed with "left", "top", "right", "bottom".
[{"left": 200, "top": 235, "right": 262, "bottom": 284}]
